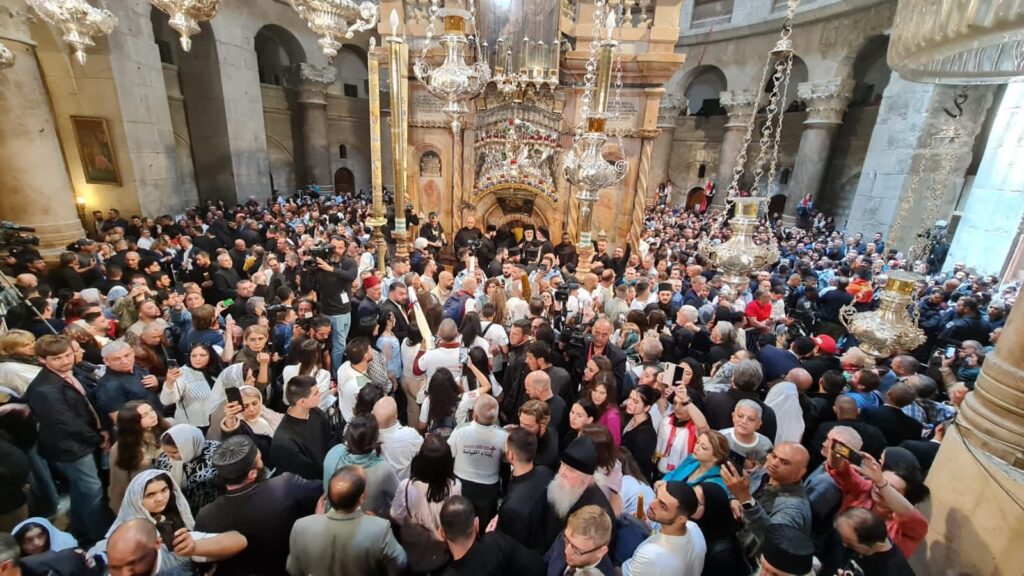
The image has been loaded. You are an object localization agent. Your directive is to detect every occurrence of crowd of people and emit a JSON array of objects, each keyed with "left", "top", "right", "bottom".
[{"left": 0, "top": 187, "right": 1010, "bottom": 575}]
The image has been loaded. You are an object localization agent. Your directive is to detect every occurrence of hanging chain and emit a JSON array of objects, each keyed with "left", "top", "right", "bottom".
[
  {"left": 419, "top": 0, "right": 440, "bottom": 62},
  {"left": 726, "top": 0, "right": 799, "bottom": 198},
  {"left": 765, "top": 56, "right": 793, "bottom": 195},
  {"left": 577, "top": 0, "right": 606, "bottom": 136}
]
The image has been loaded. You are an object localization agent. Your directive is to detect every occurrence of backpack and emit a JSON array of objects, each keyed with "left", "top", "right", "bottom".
[{"left": 442, "top": 292, "right": 472, "bottom": 324}]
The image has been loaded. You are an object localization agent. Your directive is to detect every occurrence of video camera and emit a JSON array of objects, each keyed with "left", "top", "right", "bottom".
[
  {"left": 0, "top": 222, "right": 39, "bottom": 248},
  {"left": 302, "top": 245, "right": 335, "bottom": 271},
  {"left": 554, "top": 282, "right": 579, "bottom": 303}
]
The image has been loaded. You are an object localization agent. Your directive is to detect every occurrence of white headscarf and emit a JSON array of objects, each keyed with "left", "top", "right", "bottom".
[
  {"left": 206, "top": 363, "right": 248, "bottom": 413},
  {"left": 11, "top": 517, "right": 78, "bottom": 553},
  {"left": 160, "top": 424, "right": 206, "bottom": 487},
  {"left": 765, "top": 381, "right": 805, "bottom": 445}
]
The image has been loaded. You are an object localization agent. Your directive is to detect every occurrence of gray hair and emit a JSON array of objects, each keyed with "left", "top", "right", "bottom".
[
  {"left": 715, "top": 321, "right": 737, "bottom": 343},
  {"left": 638, "top": 337, "right": 663, "bottom": 362},
  {"left": 732, "top": 359, "right": 763, "bottom": 392},
  {"left": 734, "top": 399, "right": 763, "bottom": 419},
  {"left": 101, "top": 339, "right": 132, "bottom": 358},
  {"left": 830, "top": 425, "right": 864, "bottom": 451},
  {"left": 680, "top": 305, "right": 699, "bottom": 324},
  {"left": 437, "top": 318, "right": 459, "bottom": 342},
  {"left": 473, "top": 395, "right": 499, "bottom": 426}
]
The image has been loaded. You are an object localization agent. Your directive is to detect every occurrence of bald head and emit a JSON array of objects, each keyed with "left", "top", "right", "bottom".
[
  {"left": 785, "top": 368, "right": 813, "bottom": 392},
  {"left": 372, "top": 396, "right": 398, "bottom": 428},
  {"left": 15, "top": 273, "right": 37, "bottom": 290},
  {"left": 473, "top": 394, "right": 499, "bottom": 425},
  {"left": 834, "top": 394, "right": 860, "bottom": 419},
  {"left": 462, "top": 276, "right": 478, "bottom": 294},
  {"left": 107, "top": 518, "right": 160, "bottom": 576},
  {"left": 328, "top": 465, "right": 366, "bottom": 513},
  {"left": 771, "top": 442, "right": 809, "bottom": 484},
  {"left": 891, "top": 355, "right": 919, "bottom": 377},
  {"left": 525, "top": 370, "right": 552, "bottom": 400}
]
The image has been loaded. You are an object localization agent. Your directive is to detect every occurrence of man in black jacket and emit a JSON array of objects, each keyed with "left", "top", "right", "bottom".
[
  {"left": 47, "top": 252, "right": 86, "bottom": 293},
  {"left": 379, "top": 281, "right": 410, "bottom": 342},
  {"left": 573, "top": 318, "right": 627, "bottom": 390},
  {"left": 270, "top": 375, "right": 338, "bottom": 481},
  {"left": 303, "top": 235, "right": 358, "bottom": 370},
  {"left": 496, "top": 426, "right": 554, "bottom": 553},
  {"left": 197, "top": 435, "right": 321, "bottom": 576},
  {"left": 23, "top": 335, "right": 109, "bottom": 544}
]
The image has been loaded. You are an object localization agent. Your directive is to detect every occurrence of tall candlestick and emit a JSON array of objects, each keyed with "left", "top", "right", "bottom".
[
  {"left": 367, "top": 37, "right": 387, "bottom": 273},
  {"left": 387, "top": 9, "right": 410, "bottom": 260}
]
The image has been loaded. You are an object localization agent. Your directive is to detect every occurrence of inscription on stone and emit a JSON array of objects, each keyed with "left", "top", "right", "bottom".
[
  {"left": 607, "top": 98, "right": 640, "bottom": 131},
  {"left": 411, "top": 90, "right": 447, "bottom": 123}
]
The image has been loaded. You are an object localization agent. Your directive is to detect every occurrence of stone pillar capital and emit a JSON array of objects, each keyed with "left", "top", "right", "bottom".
[
  {"left": 720, "top": 89, "right": 758, "bottom": 128},
  {"left": 288, "top": 63, "right": 337, "bottom": 106},
  {"left": 657, "top": 95, "right": 684, "bottom": 128},
  {"left": 797, "top": 78, "right": 854, "bottom": 126}
]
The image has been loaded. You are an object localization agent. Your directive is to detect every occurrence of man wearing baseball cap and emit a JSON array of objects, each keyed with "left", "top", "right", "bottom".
[
  {"left": 622, "top": 480, "right": 707, "bottom": 575},
  {"left": 801, "top": 334, "right": 841, "bottom": 385}
]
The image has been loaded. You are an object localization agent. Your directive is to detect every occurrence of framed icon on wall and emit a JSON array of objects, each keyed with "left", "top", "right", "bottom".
[{"left": 71, "top": 116, "right": 121, "bottom": 186}]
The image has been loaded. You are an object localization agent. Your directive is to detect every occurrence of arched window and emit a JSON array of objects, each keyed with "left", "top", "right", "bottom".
[
  {"left": 339, "top": 144, "right": 348, "bottom": 159},
  {"left": 780, "top": 167, "right": 791, "bottom": 185},
  {"left": 698, "top": 164, "right": 707, "bottom": 179}
]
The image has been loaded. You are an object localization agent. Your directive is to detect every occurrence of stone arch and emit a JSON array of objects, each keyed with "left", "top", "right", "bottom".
[
  {"left": 683, "top": 65, "right": 728, "bottom": 116},
  {"left": 334, "top": 45, "right": 368, "bottom": 98},
  {"left": 255, "top": 24, "right": 307, "bottom": 86},
  {"left": 266, "top": 134, "right": 295, "bottom": 195},
  {"left": 475, "top": 187, "right": 554, "bottom": 234},
  {"left": 685, "top": 187, "right": 706, "bottom": 210},
  {"left": 850, "top": 35, "right": 891, "bottom": 107}
]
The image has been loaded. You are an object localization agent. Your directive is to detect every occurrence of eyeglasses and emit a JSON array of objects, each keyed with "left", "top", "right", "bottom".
[{"left": 564, "top": 533, "right": 604, "bottom": 557}]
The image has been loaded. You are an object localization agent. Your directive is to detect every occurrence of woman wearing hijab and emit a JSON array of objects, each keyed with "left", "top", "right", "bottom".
[
  {"left": 156, "top": 425, "right": 221, "bottom": 513},
  {"left": 160, "top": 342, "right": 222, "bottom": 429},
  {"left": 216, "top": 384, "right": 283, "bottom": 467},
  {"left": 765, "top": 381, "right": 805, "bottom": 445},
  {"left": 89, "top": 470, "right": 247, "bottom": 568},
  {"left": 12, "top": 517, "right": 78, "bottom": 557},
  {"left": 693, "top": 481, "right": 750, "bottom": 575}
]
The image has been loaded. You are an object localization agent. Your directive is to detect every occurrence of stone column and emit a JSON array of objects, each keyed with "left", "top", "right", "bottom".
[
  {"left": 289, "top": 63, "right": 337, "bottom": 188},
  {"left": 648, "top": 95, "right": 682, "bottom": 204},
  {"left": 917, "top": 299, "right": 1024, "bottom": 574},
  {"left": 714, "top": 89, "right": 758, "bottom": 207},
  {"left": 0, "top": 6, "right": 85, "bottom": 256},
  {"left": 785, "top": 78, "right": 853, "bottom": 219}
]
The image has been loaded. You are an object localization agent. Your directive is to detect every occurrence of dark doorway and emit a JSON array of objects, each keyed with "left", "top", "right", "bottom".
[
  {"left": 768, "top": 194, "right": 787, "bottom": 217},
  {"left": 686, "top": 187, "right": 706, "bottom": 211},
  {"left": 334, "top": 167, "right": 355, "bottom": 195}
]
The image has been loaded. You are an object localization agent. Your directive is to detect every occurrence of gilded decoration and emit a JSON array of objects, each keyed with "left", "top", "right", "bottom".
[{"left": 471, "top": 86, "right": 565, "bottom": 204}]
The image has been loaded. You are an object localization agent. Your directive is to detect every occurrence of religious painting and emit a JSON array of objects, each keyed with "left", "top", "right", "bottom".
[
  {"left": 497, "top": 195, "right": 535, "bottom": 215},
  {"left": 420, "top": 178, "right": 443, "bottom": 214},
  {"left": 71, "top": 116, "right": 121, "bottom": 185}
]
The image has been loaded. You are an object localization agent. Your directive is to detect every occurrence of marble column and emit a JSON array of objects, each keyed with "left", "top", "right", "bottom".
[
  {"left": 785, "top": 78, "right": 853, "bottom": 219},
  {"left": 289, "top": 63, "right": 337, "bottom": 188},
  {"left": 714, "top": 89, "right": 758, "bottom": 207},
  {"left": 0, "top": 6, "right": 85, "bottom": 256}
]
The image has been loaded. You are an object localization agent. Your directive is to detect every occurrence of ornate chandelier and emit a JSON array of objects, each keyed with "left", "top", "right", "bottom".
[
  {"left": 289, "top": 0, "right": 378, "bottom": 60},
  {"left": 27, "top": 0, "right": 118, "bottom": 65},
  {"left": 0, "top": 42, "right": 13, "bottom": 70},
  {"left": 149, "top": 0, "right": 220, "bottom": 52},
  {"left": 839, "top": 110, "right": 964, "bottom": 364},
  {"left": 841, "top": 270, "right": 926, "bottom": 362},
  {"left": 412, "top": 0, "right": 490, "bottom": 135},
  {"left": 563, "top": 4, "right": 626, "bottom": 270},
  {"left": 697, "top": 0, "right": 801, "bottom": 292}
]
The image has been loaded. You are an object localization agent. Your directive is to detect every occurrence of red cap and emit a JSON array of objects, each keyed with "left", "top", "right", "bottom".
[
  {"left": 812, "top": 334, "right": 837, "bottom": 355},
  {"left": 363, "top": 275, "right": 381, "bottom": 290}
]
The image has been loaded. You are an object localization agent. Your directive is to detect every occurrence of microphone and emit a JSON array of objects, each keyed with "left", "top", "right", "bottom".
[{"left": 0, "top": 222, "right": 36, "bottom": 232}]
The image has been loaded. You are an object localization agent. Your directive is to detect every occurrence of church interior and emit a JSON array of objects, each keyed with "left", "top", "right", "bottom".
[{"left": 1, "top": 0, "right": 1023, "bottom": 574}]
